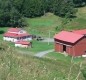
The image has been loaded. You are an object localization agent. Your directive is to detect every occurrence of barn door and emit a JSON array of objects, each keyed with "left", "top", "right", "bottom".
[{"left": 63, "top": 45, "right": 66, "bottom": 52}]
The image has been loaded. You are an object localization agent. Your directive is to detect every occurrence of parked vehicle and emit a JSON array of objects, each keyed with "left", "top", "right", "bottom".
[{"left": 36, "top": 36, "right": 44, "bottom": 41}]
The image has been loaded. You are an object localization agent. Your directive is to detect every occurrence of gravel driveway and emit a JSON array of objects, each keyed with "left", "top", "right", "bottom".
[{"left": 35, "top": 49, "right": 54, "bottom": 58}]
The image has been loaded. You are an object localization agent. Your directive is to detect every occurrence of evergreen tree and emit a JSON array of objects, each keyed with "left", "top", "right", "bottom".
[
  {"left": 0, "top": 0, "right": 25, "bottom": 27},
  {"left": 53, "top": 0, "right": 77, "bottom": 18},
  {"left": 0, "top": 0, "right": 81, "bottom": 27},
  {"left": 22, "top": 0, "right": 44, "bottom": 17},
  {"left": 73, "top": 0, "right": 86, "bottom": 7}
]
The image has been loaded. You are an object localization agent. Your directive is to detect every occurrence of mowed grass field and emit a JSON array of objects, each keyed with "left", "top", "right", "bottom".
[
  {"left": 45, "top": 52, "right": 84, "bottom": 63},
  {"left": 15, "top": 41, "right": 54, "bottom": 55},
  {"left": 24, "top": 13, "right": 61, "bottom": 37}
]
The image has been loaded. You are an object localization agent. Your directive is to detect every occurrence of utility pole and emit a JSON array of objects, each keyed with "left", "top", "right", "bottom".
[{"left": 48, "top": 31, "right": 50, "bottom": 45}]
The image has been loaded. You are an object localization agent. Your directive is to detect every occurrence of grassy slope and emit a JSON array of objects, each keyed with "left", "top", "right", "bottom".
[
  {"left": 45, "top": 52, "right": 84, "bottom": 63},
  {"left": 0, "top": 7, "right": 86, "bottom": 39},
  {"left": 24, "top": 7, "right": 86, "bottom": 37},
  {"left": 66, "top": 7, "right": 86, "bottom": 30},
  {"left": 0, "top": 7, "right": 86, "bottom": 38},
  {"left": 24, "top": 13, "right": 61, "bottom": 37},
  {"left": 0, "top": 47, "right": 85, "bottom": 80}
]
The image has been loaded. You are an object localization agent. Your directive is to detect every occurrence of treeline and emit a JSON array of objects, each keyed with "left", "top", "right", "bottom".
[
  {"left": 73, "top": 0, "right": 86, "bottom": 7},
  {"left": 0, "top": 0, "right": 86, "bottom": 27}
]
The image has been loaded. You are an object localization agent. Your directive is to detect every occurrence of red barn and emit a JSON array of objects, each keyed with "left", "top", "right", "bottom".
[
  {"left": 54, "top": 31, "right": 86, "bottom": 57},
  {"left": 73, "top": 29, "right": 86, "bottom": 35}
]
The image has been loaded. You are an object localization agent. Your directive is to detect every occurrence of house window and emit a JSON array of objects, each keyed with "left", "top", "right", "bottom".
[{"left": 63, "top": 45, "right": 66, "bottom": 52}]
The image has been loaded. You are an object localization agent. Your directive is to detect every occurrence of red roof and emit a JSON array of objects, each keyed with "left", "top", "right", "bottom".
[
  {"left": 4, "top": 32, "right": 29, "bottom": 38},
  {"left": 8, "top": 28, "right": 21, "bottom": 32},
  {"left": 54, "top": 31, "right": 84, "bottom": 43},
  {"left": 15, "top": 41, "right": 30, "bottom": 45},
  {"left": 73, "top": 29, "right": 86, "bottom": 35}
]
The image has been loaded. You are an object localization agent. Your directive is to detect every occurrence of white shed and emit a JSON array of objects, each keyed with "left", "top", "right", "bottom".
[{"left": 15, "top": 41, "right": 31, "bottom": 48}]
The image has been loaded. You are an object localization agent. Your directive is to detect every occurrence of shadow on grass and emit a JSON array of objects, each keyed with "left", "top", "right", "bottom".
[{"left": 0, "top": 31, "right": 4, "bottom": 34}]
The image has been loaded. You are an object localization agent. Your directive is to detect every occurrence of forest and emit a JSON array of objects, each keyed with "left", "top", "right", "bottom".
[{"left": 0, "top": 0, "right": 86, "bottom": 27}]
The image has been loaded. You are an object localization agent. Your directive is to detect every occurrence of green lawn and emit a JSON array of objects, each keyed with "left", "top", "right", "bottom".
[
  {"left": 24, "top": 13, "right": 61, "bottom": 37},
  {"left": 2, "top": 40, "right": 54, "bottom": 55},
  {"left": 45, "top": 52, "right": 84, "bottom": 63},
  {"left": 15, "top": 40, "right": 54, "bottom": 55}
]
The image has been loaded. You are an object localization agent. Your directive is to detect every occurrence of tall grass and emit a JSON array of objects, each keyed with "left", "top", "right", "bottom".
[{"left": 0, "top": 43, "right": 85, "bottom": 80}]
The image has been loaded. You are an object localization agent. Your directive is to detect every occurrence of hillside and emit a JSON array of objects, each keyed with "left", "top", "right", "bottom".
[
  {"left": 66, "top": 7, "right": 86, "bottom": 30},
  {"left": 0, "top": 44, "right": 86, "bottom": 80},
  {"left": 24, "top": 7, "right": 86, "bottom": 37}
]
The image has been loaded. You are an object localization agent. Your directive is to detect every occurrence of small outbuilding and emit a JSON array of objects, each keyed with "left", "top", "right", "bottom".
[
  {"left": 15, "top": 41, "right": 31, "bottom": 48},
  {"left": 54, "top": 31, "right": 86, "bottom": 57}
]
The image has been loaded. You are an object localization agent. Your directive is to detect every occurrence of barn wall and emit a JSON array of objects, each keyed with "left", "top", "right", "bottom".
[
  {"left": 54, "top": 42, "right": 63, "bottom": 52},
  {"left": 73, "top": 38, "right": 86, "bottom": 56},
  {"left": 54, "top": 37, "right": 86, "bottom": 56},
  {"left": 65, "top": 37, "right": 86, "bottom": 56},
  {"left": 66, "top": 46, "right": 73, "bottom": 56}
]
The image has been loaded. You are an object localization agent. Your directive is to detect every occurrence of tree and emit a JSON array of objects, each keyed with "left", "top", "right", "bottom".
[
  {"left": 22, "top": 0, "right": 45, "bottom": 17},
  {"left": 53, "top": 0, "right": 77, "bottom": 18},
  {"left": 0, "top": 0, "right": 25, "bottom": 27},
  {"left": 73, "top": 0, "right": 86, "bottom": 7},
  {"left": 9, "top": 7, "right": 22, "bottom": 27}
]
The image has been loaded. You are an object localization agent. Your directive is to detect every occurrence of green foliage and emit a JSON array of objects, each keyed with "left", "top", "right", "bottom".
[
  {"left": 73, "top": 0, "right": 86, "bottom": 7},
  {"left": 0, "top": 0, "right": 85, "bottom": 27},
  {"left": 0, "top": 0, "right": 26, "bottom": 27},
  {"left": 53, "top": 0, "right": 77, "bottom": 18},
  {"left": 21, "top": 0, "right": 45, "bottom": 17},
  {"left": 82, "top": 67, "right": 86, "bottom": 79}
]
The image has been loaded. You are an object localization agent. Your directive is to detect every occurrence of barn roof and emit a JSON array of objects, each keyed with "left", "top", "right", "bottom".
[
  {"left": 15, "top": 41, "right": 30, "bottom": 45},
  {"left": 8, "top": 28, "right": 21, "bottom": 32},
  {"left": 4, "top": 32, "right": 30, "bottom": 38},
  {"left": 73, "top": 29, "right": 86, "bottom": 35},
  {"left": 54, "top": 31, "right": 84, "bottom": 43}
]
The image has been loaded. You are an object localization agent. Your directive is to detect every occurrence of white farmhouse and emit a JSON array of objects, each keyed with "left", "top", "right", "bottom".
[{"left": 3, "top": 28, "right": 32, "bottom": 42}]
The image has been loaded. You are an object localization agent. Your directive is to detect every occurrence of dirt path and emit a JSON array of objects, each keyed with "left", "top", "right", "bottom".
[
  {"left": 42, "top": 38, "right": 54, "bottom": 42},
  {"left": 35, "top": 49, "right": 54, "bottom": 58},
  {"left": 16, "top": 49, "right": 54, "bottom": 58}
]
